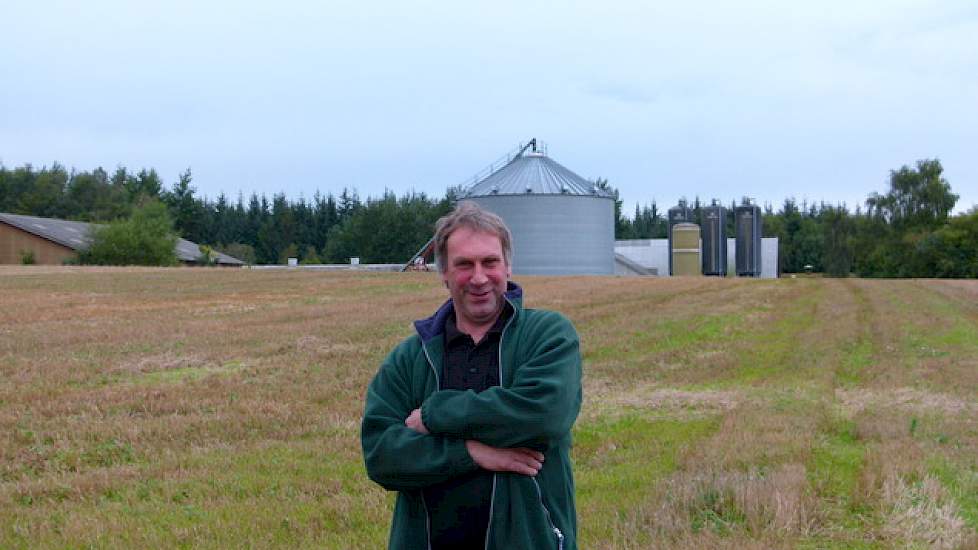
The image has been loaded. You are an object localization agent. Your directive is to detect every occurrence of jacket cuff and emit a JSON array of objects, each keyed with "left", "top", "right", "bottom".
[
  {"left": 421, "top": 399, "right": 440, "bottom": 434},
  {"left": 422, "top": 392, "right": 466, "bottom": 437},
  {"left": 450, "top": 437, "right": 477, "bottom": 473}
]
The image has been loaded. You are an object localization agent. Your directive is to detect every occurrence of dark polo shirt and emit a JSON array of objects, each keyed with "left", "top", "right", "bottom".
[{"left": 424, "top": 304, "right": 512, "bottom": 549}]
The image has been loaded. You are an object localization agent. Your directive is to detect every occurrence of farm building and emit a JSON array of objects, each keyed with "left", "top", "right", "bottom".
[
  {"left": 460, "top": 140, "right": 616, "bottom": 275},
  {"left": 0, "top": 212, "right": 245, "bottom": 266},
  {"left": 615, "top": 237, "right": 780, "bottom": 278}
]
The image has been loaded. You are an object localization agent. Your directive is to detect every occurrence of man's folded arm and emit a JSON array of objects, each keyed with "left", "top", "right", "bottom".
[
  {"left": 361, "top": 355, "right": 477, "bottom": 491},
  {"left": 421, "top": 313, "right": 582, "bottom": 449}
]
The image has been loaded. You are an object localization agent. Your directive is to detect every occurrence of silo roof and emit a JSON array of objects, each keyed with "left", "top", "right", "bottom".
[{"left": 464, "top": 152, "right": 613, "bottom": 198}]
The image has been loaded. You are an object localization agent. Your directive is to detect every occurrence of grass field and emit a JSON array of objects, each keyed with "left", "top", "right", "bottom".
[{"left": 2, "top": 267, "right": 977, "bottom": 549}]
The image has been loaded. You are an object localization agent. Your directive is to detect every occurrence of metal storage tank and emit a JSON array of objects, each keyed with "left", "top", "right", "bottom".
[
  {"left": 671, "top": 223, "right": 701, "bottom": 276},
  {"left": 701, "top": 203, "right": 727, "bottom": 276},
  {"left": 735, "top": 204, "right": 762, "bottom": 277},
  {"left": 667, "top": 202, "right": 691, "bottom": 276},
  {"left": 462, "top": 140, "right": 615, "bottom": 275}
]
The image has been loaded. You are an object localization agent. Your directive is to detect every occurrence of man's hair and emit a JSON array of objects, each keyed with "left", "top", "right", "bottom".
[{"left": 433, "top": 201, "right": 513, "bottom": 272}]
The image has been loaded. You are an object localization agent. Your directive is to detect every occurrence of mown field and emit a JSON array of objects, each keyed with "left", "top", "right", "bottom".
[{"left": 1, "top": 267, "right": 977, "bottom": 549}]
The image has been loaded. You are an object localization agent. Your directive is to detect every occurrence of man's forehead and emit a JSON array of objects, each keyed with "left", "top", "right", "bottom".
[
  {"left": 446, "top": 228, "right": 505, "bottom": 257},
  {"left": 448, "top": 228, "right": 502, "bottom": 246}
]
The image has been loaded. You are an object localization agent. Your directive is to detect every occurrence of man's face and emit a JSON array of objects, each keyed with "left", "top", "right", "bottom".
[{"left": 441, "top": 226, "right": 511, "bottom": 333}]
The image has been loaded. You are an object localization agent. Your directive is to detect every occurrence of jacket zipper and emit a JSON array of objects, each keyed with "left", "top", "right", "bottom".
[
  {"left": 420, "top": 343, "right": 439, "bottom": 550},
  {"left": 482, "top": 298, "right": 518, "bottom": 550},
  {"left": 483, "top": 474, "right": 497, "bottom": 550},
  {"left": 421, "top": 343, "right": 440, "bottom": 389},
  {"left": 499, "top": 297, "right": 563, "bottom": 549},
  {"left": 420, "top": 493, "right": 433, "bottom": 550},
  {"left": 532, "top": 478, "right": 565, "bottom": 550}
]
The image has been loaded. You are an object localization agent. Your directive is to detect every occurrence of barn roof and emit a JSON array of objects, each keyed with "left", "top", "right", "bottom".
[
  {"left": 0, "top": 212, "right": 245, "bottom": 265},
  {"left": 0, "top": 213, "right": 92, "bottom": 250}
]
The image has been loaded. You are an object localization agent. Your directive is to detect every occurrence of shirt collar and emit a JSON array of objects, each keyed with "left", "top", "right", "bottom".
[{"left": 445, "top": 302, "right": 512, "bottom": 345}]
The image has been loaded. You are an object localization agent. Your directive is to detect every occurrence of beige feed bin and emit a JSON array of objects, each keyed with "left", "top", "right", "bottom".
[{"left": 671, "top": 223, "right": 701, "bottom": 276}]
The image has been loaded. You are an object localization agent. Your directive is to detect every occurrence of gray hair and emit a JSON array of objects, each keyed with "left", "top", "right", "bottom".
[{"left": 433, "top": 201, "right": 513, "bottom": 272}]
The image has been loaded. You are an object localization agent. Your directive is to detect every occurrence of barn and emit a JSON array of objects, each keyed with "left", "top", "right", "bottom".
[{"left": 0, "top": 213, "right": 245, "bottom": 266}]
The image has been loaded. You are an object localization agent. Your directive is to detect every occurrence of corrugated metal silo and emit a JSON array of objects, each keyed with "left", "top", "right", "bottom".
[
  {"left": 667, "top": 202, "right": 691, "bottom": 276},
  {"left": 735, "top": 204, "right": 762, "bottom": 277},
  {"left": 701, "top": 204, "right": 727, "bottom": 276},
  {"left": 671, "top": 223, "right": 701, "bottom": 276},
  {"left": 463, "top": 141, "right": 615, "bottom": 275}
]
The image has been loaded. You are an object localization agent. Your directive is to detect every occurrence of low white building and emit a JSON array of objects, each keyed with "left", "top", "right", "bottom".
[{"left": 615, "top": 238, "right": 779, "bottom": 278}]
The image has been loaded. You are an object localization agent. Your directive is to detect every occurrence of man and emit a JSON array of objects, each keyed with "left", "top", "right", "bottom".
[{"left": 362, "top": 201, "right": 582, "bottom": 549}]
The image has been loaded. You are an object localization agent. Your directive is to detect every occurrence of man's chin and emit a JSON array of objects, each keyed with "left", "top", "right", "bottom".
[{"left": 463, "top": 302, "right": 500, "bottom": 322}]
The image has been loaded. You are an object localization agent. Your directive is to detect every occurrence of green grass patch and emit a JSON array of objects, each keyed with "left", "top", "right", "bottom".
[
  {"left": 809, "top": 419, "right": 865, "bottom": 506},
  {"left": 714, "top": 290, "right": 822, "bottom": 387},
  {"left": 682, "top": 483, "right": 748, "bottom": 535},
  {"left": 890, "top": 284, "right": 978, "bottom": 359},
  {"left": 836, "top": 338, "right": 873, "bottom": 388},
  {"left": 135, "top": 360, "right": 246, "bottom": 385},
  {"left": 801, "top": 416, "right": 877, "bottom": 549},
  {"left": 585, "top": 313, "right": 747, "bottom": 367},
  {"left": 574, "top": 412, "right": 719, "bottom": 545},
  {"left": 928, "top": 457, "right": 978, "bottom": 530},
  {"left": 2, "top": 440, "right": 390, "bottom": 549},
  {"left": 932, "top": 323, "right": 978, "bottom": 351}
]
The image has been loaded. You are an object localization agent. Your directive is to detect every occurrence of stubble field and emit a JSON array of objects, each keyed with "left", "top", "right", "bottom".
[{"left": 1, "top": 267, "right": 977, "bottom": 549}]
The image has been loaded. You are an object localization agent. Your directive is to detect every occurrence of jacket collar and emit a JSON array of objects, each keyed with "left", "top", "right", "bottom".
[{"left": 414, "top": 281, "right": 523, "bottom": 345}]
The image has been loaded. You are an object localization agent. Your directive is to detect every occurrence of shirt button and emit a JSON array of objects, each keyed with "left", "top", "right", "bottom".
[{"left": 469, "top": 368, "right": 478, "bottom": 373}]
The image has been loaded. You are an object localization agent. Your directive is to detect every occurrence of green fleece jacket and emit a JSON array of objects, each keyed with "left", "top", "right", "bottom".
[{"left": 362, "top": 282, "right": 582, "bottom": 550}]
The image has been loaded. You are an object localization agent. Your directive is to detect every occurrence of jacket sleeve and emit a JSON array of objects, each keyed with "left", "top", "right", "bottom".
[
  {"left": 361, "top": 343, "right": 478, "bottom": 491},
  {"left": 420, "top": 312, "right": 582, "bottom": 450}
]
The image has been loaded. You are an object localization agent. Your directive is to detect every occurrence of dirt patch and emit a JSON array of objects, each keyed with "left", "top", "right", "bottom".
[
  {"left": 583, "top": 379, "right": 742, "bottom": 420},
  {"left": 836, "top": 387, "right": 976, "bottom": 416},
  {"left": 920, "top": 279, "right": 978, "bottom": 302},
  {"left": 295, "top": 335, "right": 362, "bottom": 355},
  {"left": 617, "top": 387, "right": 741, "bottom": 412},
  {"left": 113, "top": 353, "right": 209, "bottom": 374}
]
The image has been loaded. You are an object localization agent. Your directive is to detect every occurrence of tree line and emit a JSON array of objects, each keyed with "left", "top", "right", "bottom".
[
  {"left": 1, "top": 159, "right": 975, "bottom": 276},
  {"left": 0, "top": 163, "right": 452, "bottom": 265},
  {"left": 608, "top": 159, "right": 976, "bottom": 278}
]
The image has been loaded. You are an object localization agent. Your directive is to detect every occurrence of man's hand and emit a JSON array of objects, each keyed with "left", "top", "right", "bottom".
[
  {"left": 465, "top": 440, "right": 544, "bottom": 476},
  {"left": 405, "top": 408, "right": 428, "bottom": 434}
]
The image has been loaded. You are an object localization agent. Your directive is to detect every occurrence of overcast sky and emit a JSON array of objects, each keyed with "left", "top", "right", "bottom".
[{"left": 3, "top": 0, "right": 976, "bottom": 215}]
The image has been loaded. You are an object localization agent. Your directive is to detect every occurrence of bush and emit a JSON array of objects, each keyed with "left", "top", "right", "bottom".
[
  {"left": 79, "top": 200, "right": 178, "bottom": 266},
  {"left": 19, "top": 249, "right": 36, "bottom": 265},
  {"left": 300, "top": 246, "right": 322, "bottom": 265},
  {"left": 197, "top": 244, "right": 217, "bottom": 267}
]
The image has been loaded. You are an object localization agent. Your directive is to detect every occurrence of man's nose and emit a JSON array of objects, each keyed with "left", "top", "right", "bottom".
[{"left": 471, "top": 265, "right": 488, "bottom": 284}]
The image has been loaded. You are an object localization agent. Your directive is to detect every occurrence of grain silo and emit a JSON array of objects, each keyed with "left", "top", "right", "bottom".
[
  {"left": 735, "top": 203, "right": 762, "bottom": 277},
  {"left": 701, "top": 203, "right": 727, "bottom": 276},
  {"left": 667, "top": 201, "right": 691, "bottom": 276},
  {"left": 462, "top": 139, "right": 615, "bottom": 275}
]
